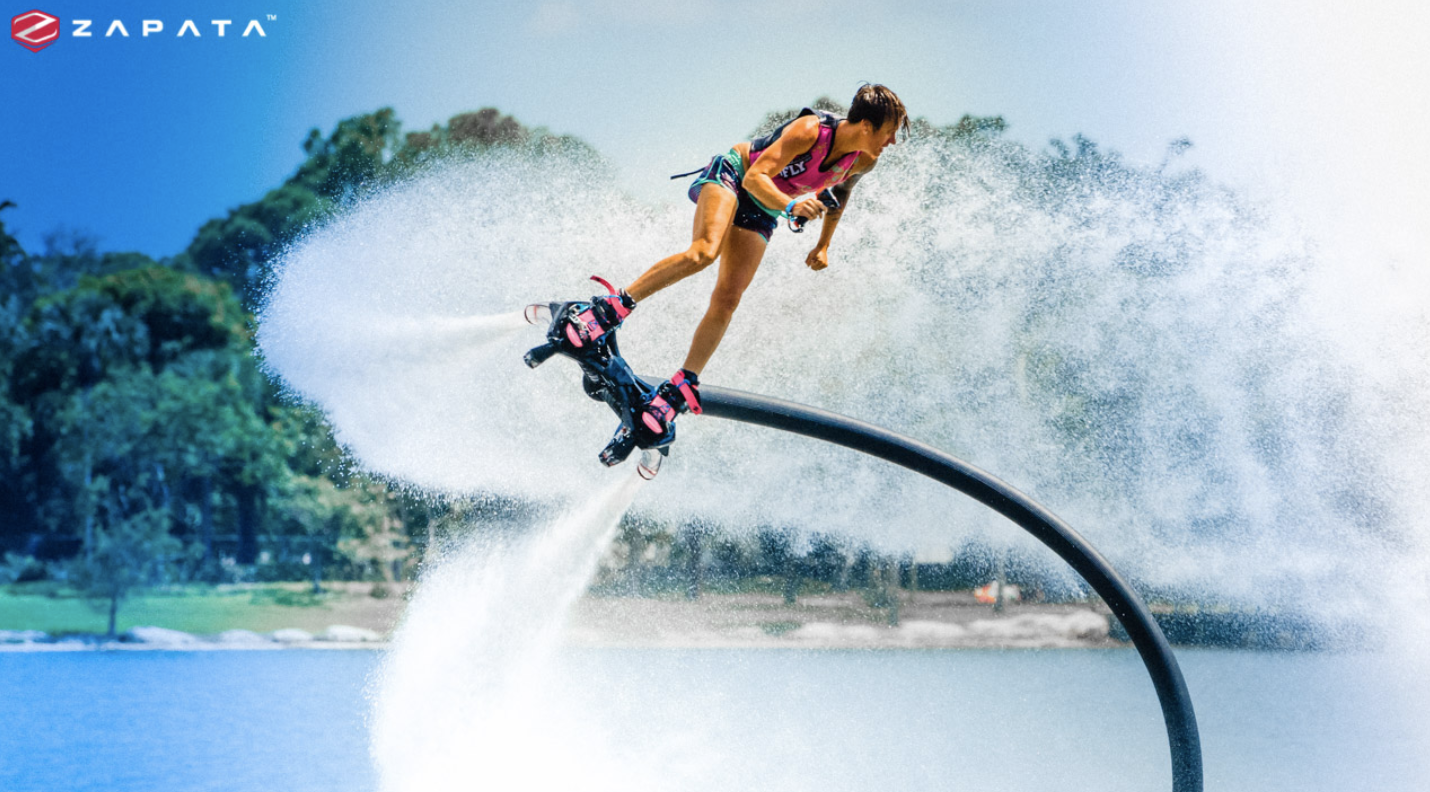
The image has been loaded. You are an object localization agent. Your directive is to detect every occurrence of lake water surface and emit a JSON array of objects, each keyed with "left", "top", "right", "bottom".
[{"left": 1, "top": 648, "right": 1423, "bottom": 791}]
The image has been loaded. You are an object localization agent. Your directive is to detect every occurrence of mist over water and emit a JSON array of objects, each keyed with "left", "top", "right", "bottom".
[{"left": 259, "top": 136, "right": 1428, "bottom": 636}]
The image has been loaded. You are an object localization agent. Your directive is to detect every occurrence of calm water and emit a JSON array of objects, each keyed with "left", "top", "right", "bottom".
[{"left": 0, "top": 648, "right": 1423, "bottom": 791}]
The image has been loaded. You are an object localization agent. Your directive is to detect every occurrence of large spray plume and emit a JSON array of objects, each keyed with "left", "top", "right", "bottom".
[{"left": 258, "top": 132, "right": 1428, "bottom": 633}]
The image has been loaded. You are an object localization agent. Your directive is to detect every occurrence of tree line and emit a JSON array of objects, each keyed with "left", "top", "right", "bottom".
[
  {"left": 5, "top": 100, "right": 1130, "bottom": 634},
  {"left": 0, "top": 105, "right": 1017, "bottom": 623},
  {"left": 0, "top": 108, "right": 608, "bottom": 625}
]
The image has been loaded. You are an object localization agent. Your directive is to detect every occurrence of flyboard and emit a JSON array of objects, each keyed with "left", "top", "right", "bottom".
[{"left": 522, "top": 281, "right": 672, "bottom": 480}]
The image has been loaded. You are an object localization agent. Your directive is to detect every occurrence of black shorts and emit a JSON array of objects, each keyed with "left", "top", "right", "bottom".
[{"left": 684, "top": 149, "right": 778, "bottom": 242}]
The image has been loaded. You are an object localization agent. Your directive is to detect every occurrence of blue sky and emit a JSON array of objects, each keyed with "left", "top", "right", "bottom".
[{"left": 4, "top": 0, "right": 1427, "bottom": 265}]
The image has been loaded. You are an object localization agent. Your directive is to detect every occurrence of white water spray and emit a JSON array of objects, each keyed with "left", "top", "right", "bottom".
[
  {"left": 259, "top": 141, "right": 1427, "bottom": 631},
  {"left": 369, "top": 471, "right": 646, "bottom": 792}
]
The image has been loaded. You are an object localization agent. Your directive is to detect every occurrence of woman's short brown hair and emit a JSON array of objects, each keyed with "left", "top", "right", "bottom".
[{"left": 848, "top": 84, "right": 910, "bottom": 138}]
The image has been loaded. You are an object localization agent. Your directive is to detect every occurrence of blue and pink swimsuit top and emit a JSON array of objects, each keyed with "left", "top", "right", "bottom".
[{"left": 747, "top": 108, "right": 860, "bottom": 201}]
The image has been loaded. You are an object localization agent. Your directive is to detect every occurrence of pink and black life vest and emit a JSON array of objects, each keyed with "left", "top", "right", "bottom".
[{"left": 748, "top": 108, "right": 860, "bottom": 201}]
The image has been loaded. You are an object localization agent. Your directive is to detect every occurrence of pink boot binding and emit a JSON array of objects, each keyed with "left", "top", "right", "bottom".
[
  {"left": 640, "top": 368, "right": 702, "bottom": 438},
  {"left": 561, "top": 276, "right": 635, "bottom": 350}
]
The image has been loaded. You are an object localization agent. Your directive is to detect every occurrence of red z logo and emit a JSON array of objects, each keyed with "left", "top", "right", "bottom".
[{"left": 11, "top": 9, "right": 58, "bottom": 51}]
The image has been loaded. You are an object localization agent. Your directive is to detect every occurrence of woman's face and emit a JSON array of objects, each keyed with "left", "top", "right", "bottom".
[{"left": 863, "top": 118, "right": 902, "bottom": 156}]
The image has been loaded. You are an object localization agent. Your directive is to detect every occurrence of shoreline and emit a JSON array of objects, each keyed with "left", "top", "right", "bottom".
[
  {"left": 2, "top": 590, "right": 1118, "bottom": 652},
  {"left": 567, "top": 591, "right": 1116, "bottom": 650}
]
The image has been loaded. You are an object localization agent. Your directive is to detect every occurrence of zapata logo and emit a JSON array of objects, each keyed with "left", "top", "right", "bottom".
[{"left": 11, "top": 9, "right": 58, "bottom": 51}]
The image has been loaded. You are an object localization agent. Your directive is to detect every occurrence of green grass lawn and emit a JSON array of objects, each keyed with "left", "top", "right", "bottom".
[{"left": 0, "top": 583, "right": 409, "bottom": 637}]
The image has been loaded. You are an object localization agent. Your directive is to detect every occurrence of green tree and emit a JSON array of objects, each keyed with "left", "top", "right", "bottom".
[
  {"left": 61, "top": 506, "right": 180, "bottom": 638},
  {"left": 12, "top": 266, "right": 286, "bottom": 575},
  {"left": 0, "top": 202, "right": 32, "bottom": 299},
  {"left": 392, "top": 107, "right": 596, "bottom": 170},
  {"left": 1, "top": 211, "right": 40, "bottom": 544},
  {"left": 0, "top": 291, "right": 34, "bottom": 540},
  {"left": 269, "top": 472, "right": 412, "bottom": 593},
  {"left": 291, "top": 108, "right": 403, "bottom": 200},
  {"left": 176, "top": 109, "right": 402, "bottom": 305},
  {"left": 176, "top": 105, "right": 595, "bottom": 309},
  {"left": 46, "top": 367, "right": 185, "bottom": 634},
  {"left": 146, "top": 351, "right": 278, "bottom": 576},
  {"left": 182, "top": 183, "right": 329, "bottom": 305}
]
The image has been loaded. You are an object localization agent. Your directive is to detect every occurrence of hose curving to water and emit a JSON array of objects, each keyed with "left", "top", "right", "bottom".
[{"left": 696, "top": 383, "right": 1203, "bottom": 792}]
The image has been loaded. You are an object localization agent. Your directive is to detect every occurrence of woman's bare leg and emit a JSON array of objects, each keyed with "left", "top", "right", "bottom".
[
  {"left": 626, "top": 184, "right": 736, "bottom": 302},
  {"left": 680, "top": 227, "right": 768, "bottom": 376}
]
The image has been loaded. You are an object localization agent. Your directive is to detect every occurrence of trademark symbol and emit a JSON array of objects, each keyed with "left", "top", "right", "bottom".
[{"left": 267, "top": 14, "right": 276, "bottom": 21}]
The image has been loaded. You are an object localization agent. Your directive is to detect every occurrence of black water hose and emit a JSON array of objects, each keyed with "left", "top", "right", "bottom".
[{"left": 697, "top": 383, "right": 1203, "bottom": 792}]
